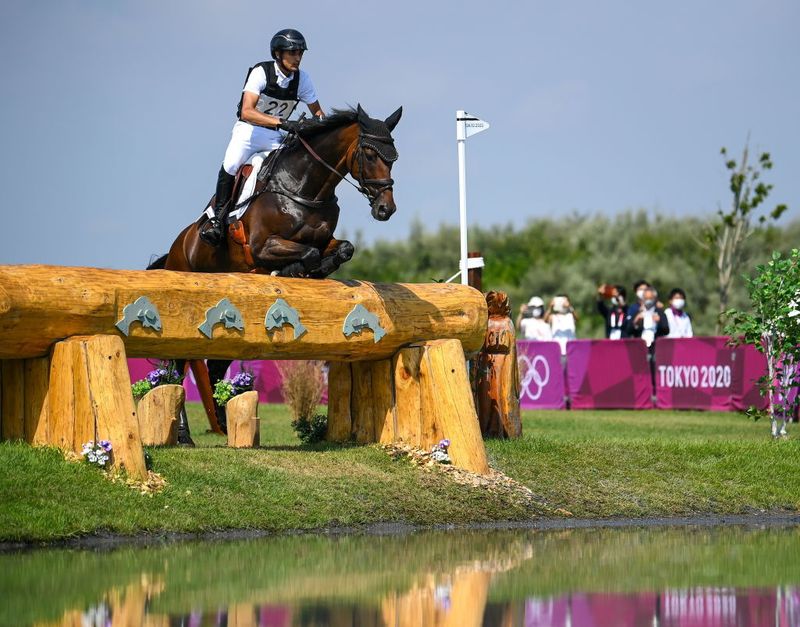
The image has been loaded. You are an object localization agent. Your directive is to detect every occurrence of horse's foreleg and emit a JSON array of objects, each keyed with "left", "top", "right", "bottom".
[
  {"left": 253, "top": 236, "right": 321, "bottom": 277},
  {"left": 309, "top": 238, "right": 355, "bottom": 278},
  {"left": 207, "top": 359, "right": 233, "bottom": 435}
]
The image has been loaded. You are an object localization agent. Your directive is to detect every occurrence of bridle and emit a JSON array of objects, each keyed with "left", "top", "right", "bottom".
[{"left": 292, "top": 130, "right": 395, "bottom": 206}]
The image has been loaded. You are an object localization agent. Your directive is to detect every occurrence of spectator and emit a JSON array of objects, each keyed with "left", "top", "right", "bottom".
[
  {"left": 596, "top": 284, "right": 629, "bottom": 339},
  {"left": 545, "top": 294, "right": 578, "bottom": 354},
  {"left": 664, "top": 288, "right": 693, "bottom": 338},
  {"left": 516, "top": 296, "right": 552, "bottom": 340},
  {"left": 625, "top": 286, "right": 669, "bottom": 348},
  {"left": 627, "top": 279, "right": 650, "bottom": 318}
]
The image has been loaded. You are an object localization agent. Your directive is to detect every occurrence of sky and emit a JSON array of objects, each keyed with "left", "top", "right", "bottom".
[{"left": 1, "top": 0, "right": 797, "bottom": 270}]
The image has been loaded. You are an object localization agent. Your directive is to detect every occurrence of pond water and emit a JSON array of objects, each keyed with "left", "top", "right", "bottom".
[{"left": 1, "top": 525, "right": 799, "bottom": 626}]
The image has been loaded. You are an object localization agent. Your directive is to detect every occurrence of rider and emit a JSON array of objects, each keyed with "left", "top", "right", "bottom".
[{"left": 201, "top": 28, "right": 325, "bottom": 246}]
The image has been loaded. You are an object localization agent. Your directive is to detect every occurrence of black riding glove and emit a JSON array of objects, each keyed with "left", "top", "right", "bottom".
[{"left": 277, "top": 119, "right": 302, "bottom": 134}]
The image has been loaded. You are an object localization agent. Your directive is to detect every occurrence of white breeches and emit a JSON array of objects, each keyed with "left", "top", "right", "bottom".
[{"left": 222, "top": 122, "right": 283, "bottom": 175}]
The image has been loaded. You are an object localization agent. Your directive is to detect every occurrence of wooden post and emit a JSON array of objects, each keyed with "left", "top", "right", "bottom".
[
  {"left": 226, "top": 390, "right": 260, "bottom": 448},
  {"left": 136, "top": 384, "right": 184, "bottom": 446},
  {"left": 1, "top": 360, "right": 25, "bottom": 441},
  {"left": 392, "top": 349, "right": 423, "bottom": 447},
  {"left": 23, "top": 356, "right": 50, "bottom": 445},
  {"left": 350, "top": 360, "right": 395, "bottom": 445},
  {"left": 417, "top": 340, "right": 490, "bottom": 474},
  {"left": 467, "top": 250, "right": 483, "bottom": 292},
  {"left": 48, "top": 335, "right": 147, "bottom": 479},
  {"left": 327, "top": 361, "right": 353, "bottom": 442}
]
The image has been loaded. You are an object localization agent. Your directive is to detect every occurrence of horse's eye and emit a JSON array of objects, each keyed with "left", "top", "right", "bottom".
[{"left": 364, "top": 149, "right": 377, "bottom": 162}]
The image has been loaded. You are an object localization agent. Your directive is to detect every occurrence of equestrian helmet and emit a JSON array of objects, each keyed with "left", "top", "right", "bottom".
[{"left": 270, "top": 29, "right": 308, "bottom": 58}]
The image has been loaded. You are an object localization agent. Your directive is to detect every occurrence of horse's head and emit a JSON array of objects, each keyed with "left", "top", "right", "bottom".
[{"left": 353, "top": 104, "right": 402, "bottom": 221}]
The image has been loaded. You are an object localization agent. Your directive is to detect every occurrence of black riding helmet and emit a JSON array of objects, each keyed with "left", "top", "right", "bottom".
[{"left": 270, "top": 29, "right": 308, "bottom": 59}]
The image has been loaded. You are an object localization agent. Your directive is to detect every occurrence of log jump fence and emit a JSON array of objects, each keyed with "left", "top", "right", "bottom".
[{"left": 0, "top": 265, "right": 490, "bottom": 478}]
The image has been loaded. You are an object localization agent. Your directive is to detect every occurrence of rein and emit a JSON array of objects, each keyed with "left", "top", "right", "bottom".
[
  {"left": 292, "top": 130, "right": 394, "bottom": 205},
  {"left": 232, "top": 125, "right": 395, "bottom": 212}
]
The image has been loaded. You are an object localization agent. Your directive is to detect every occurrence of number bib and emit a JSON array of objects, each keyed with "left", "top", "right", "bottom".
[{"left": 256, "top": 95, "right": 298, "bottom": 119}]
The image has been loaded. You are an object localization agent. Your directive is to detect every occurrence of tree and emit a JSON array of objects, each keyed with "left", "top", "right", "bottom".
[
  {"left": 725, "top": 249, "right": 800, "bottom": 437},
  {"left": 707, "top": 143, "right": 787, "bottom": 331}
]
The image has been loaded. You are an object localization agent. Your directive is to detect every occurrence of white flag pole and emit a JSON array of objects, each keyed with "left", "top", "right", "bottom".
[
  {"left": 456, "top": 110, "right": 469, "bottom": 285},
  {"left": 455, "top": 111, "right": 490, "bottom": 286}
]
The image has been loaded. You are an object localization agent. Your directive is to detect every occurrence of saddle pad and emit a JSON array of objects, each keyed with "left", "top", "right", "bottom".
[
  {"left": 202, "top": 151, "right": 272, "bottom": 223},
  {"left": 229, "top": 151, "right": 270, "bottom": 221}
]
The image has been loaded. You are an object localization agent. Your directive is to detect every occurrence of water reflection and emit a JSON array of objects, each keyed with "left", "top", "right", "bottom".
[{"left": 2, "top": 526, "right": 799, "bottom": 627}]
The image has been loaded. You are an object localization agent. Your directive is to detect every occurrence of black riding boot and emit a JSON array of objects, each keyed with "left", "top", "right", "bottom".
[
  {"left": 177, "top": 406, "right": 195, "bottom": 447},
  {"left": 200, "top": 166, "right": 235, "bottom": 246}
]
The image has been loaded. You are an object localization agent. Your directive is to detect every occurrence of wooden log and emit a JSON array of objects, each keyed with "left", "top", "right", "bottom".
[
  {"left": 49, "top": 335, "right": 147, "bottom": 479},
  {"left": 136, "top": 384, "right": 183, "bottom": 446},
  {"left": 47, "top": 342, "right": 79, "bottom": 450},
  {"left": 392, "top": 349, "right": 423, "bottom": 447},
  {"left": 370, "top": 360, "right": 395, "bottom": 444},
  {"left": 23, "top": 356, "right": 50, "bottom": 445},
  {"left": 0, "top": 265, "right": 487, "bottom": 361},
  {"left": 418, "top": 339, "right": 490, "bottom": 474},
  {"left": 0, "top": 360, "right": 24, "bottom": 441},
  {"left": 351, "top": 362, "right": 376, "bottom": 444},
  {"left": 226, "top": 390, "right": 260, "bottom": 448},
  {"left": 327, "top": 361, "right": 352, "bottom": 442}
]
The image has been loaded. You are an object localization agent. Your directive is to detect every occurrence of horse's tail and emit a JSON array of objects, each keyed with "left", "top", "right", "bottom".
[{"left": 147, "top": 253, "right": 168, "bottom": 270}]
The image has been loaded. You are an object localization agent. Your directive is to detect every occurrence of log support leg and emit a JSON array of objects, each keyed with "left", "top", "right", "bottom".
[
  {"left": 327, "top": 339, "right": 489, "bottom": 475},
  {"left": 48, "top": 335, "right": 147, "bottom": 479},
  {"left": 1, "top": 356, "right": 50, "bottom": 444}
]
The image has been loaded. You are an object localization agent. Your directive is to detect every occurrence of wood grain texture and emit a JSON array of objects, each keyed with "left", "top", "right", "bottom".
[
  {"left": 0, "top": 360, "right": 24, "bottom": 441},
  {"left": 351, "top": 362, "right": 375, "bottom": 444},
  {"left": 326, "top": 361, "right": 352, "bottom": 442},
  {"left": 418, "top": 340, "right": 489, "bottom": 474},
  {"left": 392, "top": 348, "right": 423, "bottom": 447},
  {"left": 368, "top": 360, "right": 395, "bottom": 444},
  {"left": 23, "top": 356, "right": 50, "bottom": 445},
  {"left": 0, "top": 265, "right": 487, "bottom": 361},
  {"left": 136, "top": 384, "right": 183, "bottom": 446},
  {"left": 75, "top": 335, "right": 146, "bottom": 478},
  {"left": 226, "top": 390, "right": 259, "bottom": 448},
  {"left": 48, "top": 342, "right": 78, "bottom": 449}
]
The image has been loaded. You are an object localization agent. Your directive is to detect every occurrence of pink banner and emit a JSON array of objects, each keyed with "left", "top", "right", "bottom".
[
  {"left": 516, "top": 341, "right": 566, "bottom": 409},
  {"left": 566, "top": 339, "right": 652, "bottom": 409},
  {"left": 127, "top": 359, "right": 328, "bottom": 405},
  {"left": 731, "top": 343, "right": 769, "bottom": 411},
  {"left": 654, "top": 337, "right": 736, "bottom": 411}
]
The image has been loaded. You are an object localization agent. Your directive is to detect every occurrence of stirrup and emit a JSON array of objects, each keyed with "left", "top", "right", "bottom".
[{"left": 200, "top": 217, "right": 225, "bottom": 246}]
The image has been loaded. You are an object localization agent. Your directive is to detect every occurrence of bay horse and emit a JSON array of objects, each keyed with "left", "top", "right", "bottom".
[{"left": 148, "top": 105, "right": 402, "bottom": 441}]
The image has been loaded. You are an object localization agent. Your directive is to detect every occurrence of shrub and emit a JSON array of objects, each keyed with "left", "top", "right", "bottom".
[
  {"left": 276, "top": 360, "right": 326, "bottom": 421},
  {"left": 291, "top": 414, "right": 328, "bottom": 444}
]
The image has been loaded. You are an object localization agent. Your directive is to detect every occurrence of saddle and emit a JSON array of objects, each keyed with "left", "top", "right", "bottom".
[{"left": 200, "top": 149, "right": 282, "bottom": 227}]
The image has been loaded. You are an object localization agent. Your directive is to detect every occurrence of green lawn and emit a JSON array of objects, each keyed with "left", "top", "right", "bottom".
[{"left": 0, "top": 405, "right": 798, "bottom": 542}]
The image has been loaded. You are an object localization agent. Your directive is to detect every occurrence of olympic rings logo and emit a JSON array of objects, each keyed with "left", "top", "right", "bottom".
[{"left": 518, "top": 354, "right": 551, "bottom": 401}]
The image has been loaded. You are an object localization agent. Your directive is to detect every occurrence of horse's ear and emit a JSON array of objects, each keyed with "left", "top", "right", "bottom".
[
  {"left": 384, "top": 106, "right": 403, "bottom": 132},
  {"left": 356, "top": 104, "right": 369, "bottom": 125}
]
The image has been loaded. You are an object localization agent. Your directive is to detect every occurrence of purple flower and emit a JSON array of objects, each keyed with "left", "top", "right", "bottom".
[{"left": 231, "top": 371, "right": 254, "bottom": 392}]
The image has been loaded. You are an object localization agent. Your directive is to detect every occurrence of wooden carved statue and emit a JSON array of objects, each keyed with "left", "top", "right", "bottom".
[{"left": 472, "top": 291, "right": 522, "bottom": 438}]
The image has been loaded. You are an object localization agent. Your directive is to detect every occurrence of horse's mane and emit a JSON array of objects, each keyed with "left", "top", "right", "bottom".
[{"left": 297, "top": 108, "right": 358, "bottom": 137}]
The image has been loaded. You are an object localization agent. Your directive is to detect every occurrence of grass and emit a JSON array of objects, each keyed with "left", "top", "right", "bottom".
[{"left": 0, "top": 405, "right": 798, "bottom": 542}]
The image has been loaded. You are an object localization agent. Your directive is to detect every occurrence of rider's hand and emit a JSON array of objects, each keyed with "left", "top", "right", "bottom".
[{"left": 278, "top": 119, "right": 302, "bottom": 134}]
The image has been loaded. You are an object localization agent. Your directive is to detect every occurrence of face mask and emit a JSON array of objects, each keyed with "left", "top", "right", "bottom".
[
  {"left": 532, "top": 307, "right": 544, "bottom": 318},
  {"left": 644, "top": 299, "right": 655, "bottom": 308},
  {"left": 672, "top": 298, "right": 685, "bottom": 310},
  {"left": 636, "top": 289, "right": 646, "bottom": 301}
]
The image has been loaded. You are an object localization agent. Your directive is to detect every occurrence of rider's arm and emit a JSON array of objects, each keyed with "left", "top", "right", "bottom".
[
  {"left": 307, "top": 100, "right": 325, "bottom": 118},
  {"left": 239, "top": 91, "right": 283, "bottom": 128}
]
